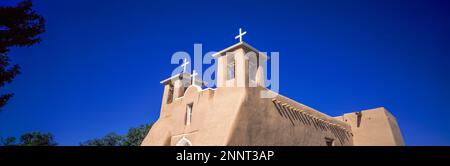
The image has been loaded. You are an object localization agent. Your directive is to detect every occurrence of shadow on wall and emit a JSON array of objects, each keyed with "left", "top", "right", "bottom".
[
  {"left": 272, "top": 100, "right": 351, "bottom": 145},
  {"left": 356, "top": 112, "right": 362, "bottom": 128}
]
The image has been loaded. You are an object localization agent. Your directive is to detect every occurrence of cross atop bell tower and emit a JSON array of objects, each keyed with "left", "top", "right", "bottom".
[
  {"left": 234, "top": 28, "right": 247, "bottom": 43},
  {"left": 213, "top": 29, "right": 268, "bottom": 88}
]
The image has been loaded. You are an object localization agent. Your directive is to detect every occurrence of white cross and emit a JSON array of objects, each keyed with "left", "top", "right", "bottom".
[
  {"left": 191, "top": 70, "right": 198, "bottom": 85},
  {"left": 180, "top": 58, "right": 190, "bottom": 73},
  {"left": 234, "top": 28, "right": 247, "bottom": 42}
]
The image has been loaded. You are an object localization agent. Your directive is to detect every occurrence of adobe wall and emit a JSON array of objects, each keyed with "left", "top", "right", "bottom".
[
  {"left": 142, "top": 85, "right": 402, "bottom": 146},
  {"left": 227, "top": 87, "right": 354, "bottom": 146},
  {"left": 338, "top": 107, "right": 404, "bottom": 146},
  {"left": 141, "top": 86, "right": 247, "bottom": 146}
]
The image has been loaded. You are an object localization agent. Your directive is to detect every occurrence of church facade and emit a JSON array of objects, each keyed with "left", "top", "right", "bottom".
[{"left": 141, "top": 32, "right": 404, "bottom": 146}]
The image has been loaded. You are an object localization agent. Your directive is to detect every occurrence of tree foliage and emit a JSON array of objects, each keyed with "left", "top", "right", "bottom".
[
  {"left": 20, "top": 132, "right": 57, "bottom": 146},
  {"left": 0, "top": 132, "right": 57, "bottom": 146},
  {"left": 80, "top": 124, "right": 152, "bottom": 146},
  {"left": 79, "top": 133, "right": 124, "bottom": 146},
  {"left": 0, "top": 124, "right": 152, "bottom": 146},
  {"left": 0, "top": 136, "right": 17, "bottom": 146},
  {"left": 0, "top": 0, "right": 45, "bottom": 109}
]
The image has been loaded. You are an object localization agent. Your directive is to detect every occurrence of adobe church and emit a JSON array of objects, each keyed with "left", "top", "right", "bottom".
[{"left": 141, "top": 29, "right": 404, "bottom": 146}]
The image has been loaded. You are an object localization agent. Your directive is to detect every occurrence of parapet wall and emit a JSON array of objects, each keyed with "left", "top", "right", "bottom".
[
  {"left": 338, "top": 107, "right": 405, "bottom": 146},
  {"left": 227, "top": 87, "right": 353, "bottom": 146}
]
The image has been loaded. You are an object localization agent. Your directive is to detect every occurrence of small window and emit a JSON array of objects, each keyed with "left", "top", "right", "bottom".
[
  {"left": 227, "top": 56, "right": 236, "bottom": 80},
  {"left": 249, "top": 61, "right": 257, "bottom": 81},
  {"left": 166, "top": 84, "right": 174, "bottom": 104},
  {"left": 248, "top": 54, "right": 258, "bottom": 81},
  {"left": 325, "top": 138, "right": 334, "bottom": 146},
  {"left": 186, "top": 103, "right": 193, "bottom": 125}
]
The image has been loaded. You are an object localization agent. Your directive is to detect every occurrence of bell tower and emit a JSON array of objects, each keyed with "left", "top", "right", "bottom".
[{"left": 213, "top": 28, "right": 268, "bottom": 88}]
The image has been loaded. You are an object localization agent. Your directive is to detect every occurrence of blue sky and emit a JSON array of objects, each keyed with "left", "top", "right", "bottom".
[{"left": 0, "top": 0, "right": 449, "bottom": 145}]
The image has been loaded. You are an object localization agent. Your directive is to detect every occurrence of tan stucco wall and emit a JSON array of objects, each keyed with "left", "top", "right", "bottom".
[
  {"left": 338, "top": 107, "right": 405, "bottom": 146},
  {"left": 141, "top": 85, "right": 247, "bottom": 146},
  {"left": 142, "top": 85, "right": 354, "bottom": 146},
  {"left": 142, "top": 84, "right": 404, "bottom": 146},
  {"left": 226, "top": 87, "right": 353, "bottom": 146}
]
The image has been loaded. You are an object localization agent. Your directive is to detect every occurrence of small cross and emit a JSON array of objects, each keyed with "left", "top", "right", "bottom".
[
  {"left": 235, "top": 28, "right": 247, "bottom": 42},
  {"left": 180, "top": 58, "right": 190, "bottom": 73},
  {"left": 191, "top": 70, "right": 198, "bottom": 85}
]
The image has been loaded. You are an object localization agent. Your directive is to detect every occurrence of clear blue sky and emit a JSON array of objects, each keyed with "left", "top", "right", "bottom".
[{"left": 0, "top": 0, "right": 449, "bottom": 145}]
